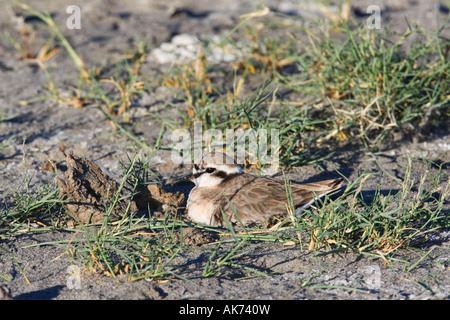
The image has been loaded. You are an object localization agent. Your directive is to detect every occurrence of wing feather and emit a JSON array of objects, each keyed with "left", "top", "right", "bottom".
[{"left": 212, "top": 175, "right": 343, "bottom": 226}]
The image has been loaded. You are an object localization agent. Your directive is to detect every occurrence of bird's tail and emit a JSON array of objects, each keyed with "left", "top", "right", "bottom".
[{"left": 293, "top": 177, "right": 344, "bottom": 215}]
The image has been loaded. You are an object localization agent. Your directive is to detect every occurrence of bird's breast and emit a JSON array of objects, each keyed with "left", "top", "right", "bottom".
[{"left": 186, "top": 188, "right": 218, "bottom": 226}]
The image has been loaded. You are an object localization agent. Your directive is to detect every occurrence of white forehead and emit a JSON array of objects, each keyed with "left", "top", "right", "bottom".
[{"left": 200, "top": 152, "right": 237, "bottom": 167}]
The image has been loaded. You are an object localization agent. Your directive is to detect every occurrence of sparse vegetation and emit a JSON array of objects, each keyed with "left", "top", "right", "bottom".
[
  {"left": 2, "top": 150, "right": 448, "bottom": 282},
  {"left": 284, "top": 22, "right": 450, "bottom": 147},
  {"left": 1, "top": 1, "right": 449, "bottom": 295}
]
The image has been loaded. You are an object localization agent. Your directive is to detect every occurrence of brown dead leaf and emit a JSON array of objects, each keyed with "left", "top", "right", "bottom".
[{"left": 41, "top": 160, "right": 54, "bottom": 172}]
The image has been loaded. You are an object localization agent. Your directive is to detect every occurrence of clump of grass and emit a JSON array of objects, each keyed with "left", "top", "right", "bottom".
[
  {"left": 1, "top": 148, "right": 65, "bottom": 239},
  {"left": 1, "top": 25, "right": 59, "bottom": 63},
  {"left": 298, "top": 159, "right": 450, "bottom": 256},
  {"left": 202, "top": 238, "right": 271, "bottom": 279},
  {"left": 285, "top": 21, "right": 450, "bottom": 147},
  {"left": 161, "top": 46, "right": 216, "bottom": 128},
  {"left": 217, "top": 83, "right": 329, "bottom": 168},
  {"left": 1, "top": 179, "right": 65, "bottom": 238},
  {"left": 223, "top": 24, "right": 298, "bottom": 82},
  {"left": 158, "top": 13, "right": 446, "bottom": 168},
  {"left": 87, "top": 39, "right": 150, "bottom": 123},
  {"left": 65, "top": 211, "right": 186, "bottom": 280},
  {"left": 12, "top": 2, "right": 149, "bottom": 124},
  {"left": 195, "top": 13, "right": 449, "bottom": 149},
  {"left": 14, "top": 1, "right": 88, "bottom": 79},
  {"left": 94, "top": 68, "right": 145, "bottom": 123},
  {"left": 160, "top": 79, "right": 328, "bottom": 168},
  {"left": 7, "top": 2, "right": 90, "bottom": 109}
]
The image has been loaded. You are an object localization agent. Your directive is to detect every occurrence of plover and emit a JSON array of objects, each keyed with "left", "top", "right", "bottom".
[{"left": 186, "top": 152, "right": 343, "bottom": 226}]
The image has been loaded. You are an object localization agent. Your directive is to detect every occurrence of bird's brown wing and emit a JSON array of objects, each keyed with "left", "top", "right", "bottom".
[
  {"left": 212, "top": 176, "right": 289, "bottom": 226},
  {"left": 213, "top": 176, "right": 344, "bottom": 226}
]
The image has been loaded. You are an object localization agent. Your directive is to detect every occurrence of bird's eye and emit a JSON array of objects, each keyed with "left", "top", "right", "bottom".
[{"left": 205, "top": 167, "right": 216, "bottom": 173}]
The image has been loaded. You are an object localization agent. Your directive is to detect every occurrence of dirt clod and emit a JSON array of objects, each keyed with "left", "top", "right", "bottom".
[
  {"left": 57, "top": 150, "right": 185, "bottom": 224},
  {"left": 57, "top": 150, "right": 129, "bottom": 224},
  {"left": 180, "top": 227, "right": 219, "bottom": 246},
  {"left": 133, "top": 184, "right": 184, "bottom": 218}
]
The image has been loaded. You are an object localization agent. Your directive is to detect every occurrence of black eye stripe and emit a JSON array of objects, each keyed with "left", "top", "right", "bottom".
[
  {"left": 194, "top": 164, "right": 199, "bottom": 170},
  {"left": 213, "top": 170, "right": 228, "bottom": 179},
  {"left": 206, "top": 167, "right": 216, "bottom": 173},
  {"left": 193, "top": 170, "right": 228, "bottom": 179}
]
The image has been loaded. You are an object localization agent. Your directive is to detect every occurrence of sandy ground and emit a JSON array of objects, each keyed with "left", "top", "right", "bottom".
[{"left": 0, "top": 0, "right": 449, "bottom": 301}]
